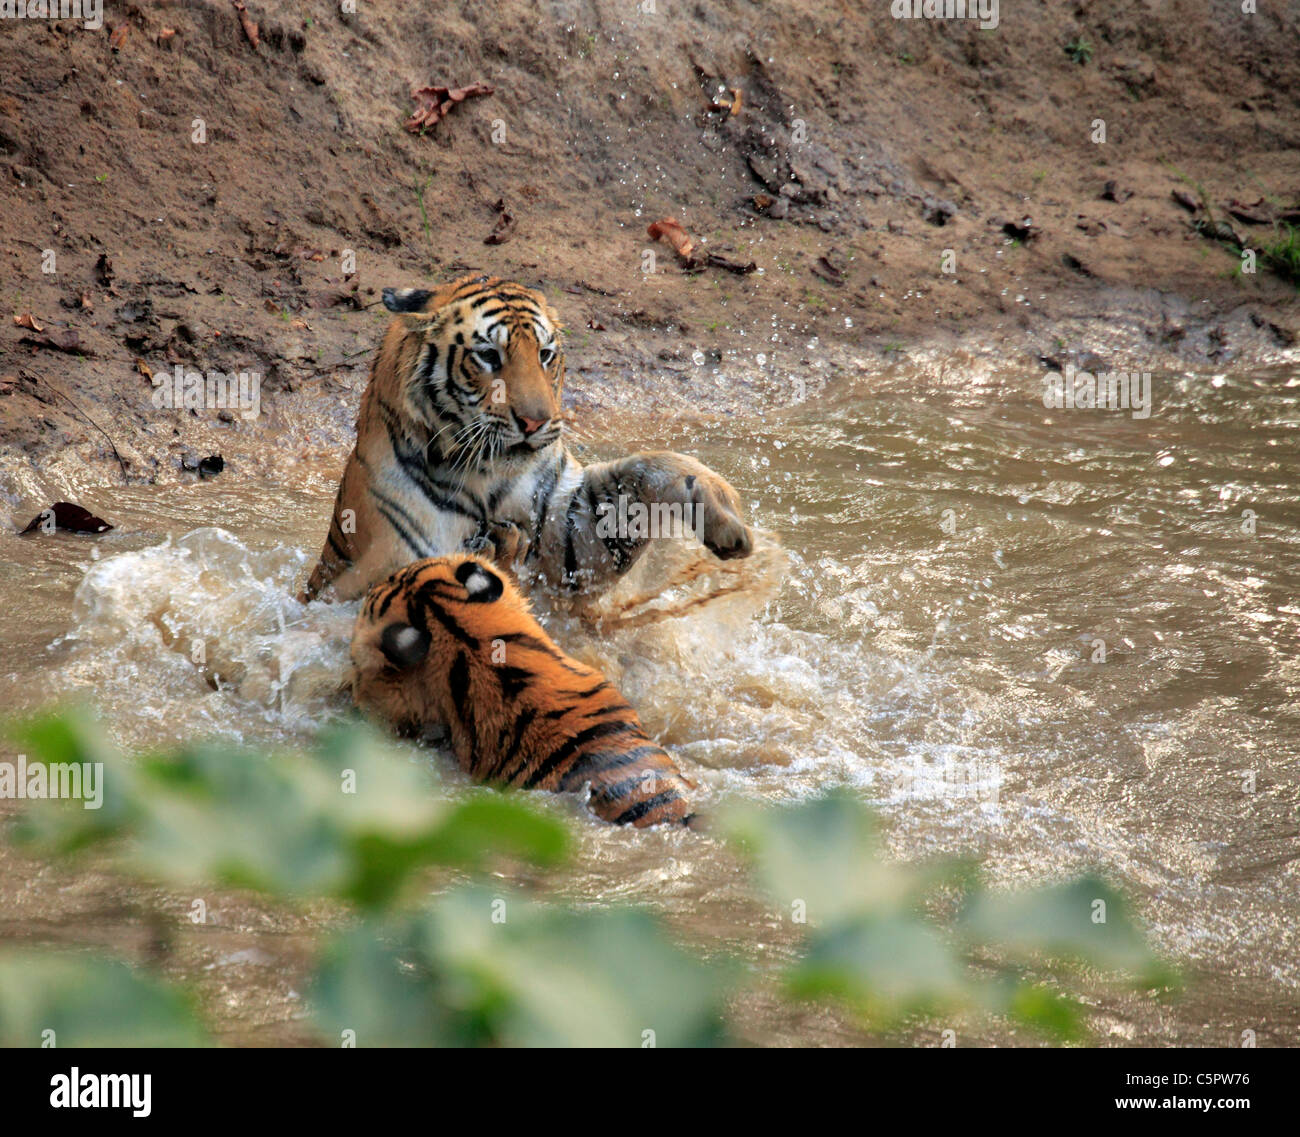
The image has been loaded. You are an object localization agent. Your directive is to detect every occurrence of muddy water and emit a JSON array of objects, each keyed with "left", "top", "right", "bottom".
[{"left": 1, "top": 357, "right": 1298, "bottom": 1046}]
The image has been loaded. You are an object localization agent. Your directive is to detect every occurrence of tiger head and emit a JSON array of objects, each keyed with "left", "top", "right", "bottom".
[
  {"left": 350, "top": 553, "right": 528, "bottom": 735},
  {"left": 378, "top": 275, "right": 564, "bottom": 462}
]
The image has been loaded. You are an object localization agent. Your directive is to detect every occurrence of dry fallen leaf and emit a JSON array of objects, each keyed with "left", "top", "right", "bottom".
[
  {"left": 709, "top": 87, "right": 743, "bottom": 115},
  {"left": 405, "top": 83, "right": 495, "bottom": 133},
  {"left": 231, "top": 0, "right": 259, "bottom": 49},
  {"left": 14, "top": 313, "right": 44, "bottom": 333},
  {"left": 647, "top": 218, "right": 696, "bottom": 261}
]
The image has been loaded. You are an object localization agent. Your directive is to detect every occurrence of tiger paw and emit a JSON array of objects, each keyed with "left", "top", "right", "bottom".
[
  {"left": 484, "top": 519, "right": 530, "bottom": 573},
  {"left": 628, "top": 452, "right": 754, "bottom": 561},
  {"left": 689, "top": 470, "right": 754, "bottom": 560},
  {"left": 645, "top": 458, "right": 753, "bottom": 561}
]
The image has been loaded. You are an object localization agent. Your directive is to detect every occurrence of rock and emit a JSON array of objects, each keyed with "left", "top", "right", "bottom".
[{"left": 922, "top": 196, "right": 957, "bottom": 226}]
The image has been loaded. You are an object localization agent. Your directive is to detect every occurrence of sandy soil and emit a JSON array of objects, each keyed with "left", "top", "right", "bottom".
[{"left": 0, "top": 0, "right": 1297, "bottom": 482}]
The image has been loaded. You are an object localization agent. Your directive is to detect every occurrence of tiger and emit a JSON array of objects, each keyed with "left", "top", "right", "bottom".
[
  {"left": 301, "top": 273, "right": 753, "bottom": 602},
  {"left": 350, "top": 554, "right": 697, "bottom": 828}
]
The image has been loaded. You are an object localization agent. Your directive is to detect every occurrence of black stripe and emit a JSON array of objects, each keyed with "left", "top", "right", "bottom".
[
  {"left": 370, "top": 497, "right": 426, "bottom": 558},
  {"left": 495, "top": 705, "right": 536, "bottom": 776},
  {"left": 369, "top": 485, "right": 427, "bottom": 541},
  {"left": 497, "top": 631, "right": 562, "bottom": 657},
  {"left": 326, "top": 528, "right": 350, "bottom": 561},
  {"left": 492, "top": 631, "right": 589, "bottom": 677},
  {"left": 495, "top": 665, "right": 534, "bottom": 700},
  {"left": 373, "top": 583, "right": 400, "bottom": 618},
  {"left": 588, "top": 767, "right": 668, "bottom": 804},
  {"left": 449, "top": 651, "right": 470, "bottom": 709},
  {"left": 613, "top": 790, "right": 684, "bottom": 826},
  {"left": 413, "top": 589, "right": 479, "bottom": 648},
  {"left": 522, "top": 720, "right": 641, "bottom": 788},
  {"left": 561, "top": 483, "right": 583, "bottom": 587},
  {"left": 382, "top": 413, "right": 487, "bottom": 523},
  {"left": 566, "top": 702, "right": 628, "bottom": 727},
  {"left": 560, "top": 745, "right": 664, "bottom": 790},
  {"left": 528, "top": 456, "right": 563, "bottom": 560}
]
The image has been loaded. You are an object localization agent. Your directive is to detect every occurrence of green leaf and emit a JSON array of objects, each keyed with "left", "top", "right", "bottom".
[
  {"left": 311, "top": 923, "right": 453, "bottom": 1048},
  {"left": 957, "top": 876, "right": 1161, "bottom": 979},
  {"left": 9, "top": 717, "right": 569, "bottom": 910},
  {"left": 721, "top": 790, "right": 912, "bottom": 926},
  {"left": 787, "top": 913, "right": 971, "bottom": 1023},
  {"left": 312, "top": 889, "right": 728, "bottom": 1047},
  {"left": 1004, "top": 982, "right": 1086, "bottom": 1042},
  {"left": 0, "top": 951, "right": 208, "bottom": 1048},
  {"left": 6, "top": 708, "right": 139, "bottom": 851}
]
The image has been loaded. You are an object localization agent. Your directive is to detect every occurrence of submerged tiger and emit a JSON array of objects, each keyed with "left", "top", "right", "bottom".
[
  {"left": 351, "top": 555, "right": 696, "bottom": 828},
  {"left": 302, "top": 274, "right": 753, "bottom": 602}
]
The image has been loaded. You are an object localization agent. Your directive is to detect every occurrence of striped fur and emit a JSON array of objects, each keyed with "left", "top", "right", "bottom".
[
  {"left": 351, "top": 555, "right": 696, "bottom": 828},
  {"left": 302, "top": 274, "right": 752, "bottom": 602}
]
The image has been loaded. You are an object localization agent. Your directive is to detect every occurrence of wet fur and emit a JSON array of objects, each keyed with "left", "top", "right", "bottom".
[
  {"left": 351, "top": 554, "right": 697, "bottom": 828},
  {"left": 303, "top": 274, "right": 752, "bottom": 601}
]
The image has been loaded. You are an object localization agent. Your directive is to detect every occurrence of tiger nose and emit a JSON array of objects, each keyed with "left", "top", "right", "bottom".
[{"left": 519, "top": 414, "right": 548, "bottom": 436}]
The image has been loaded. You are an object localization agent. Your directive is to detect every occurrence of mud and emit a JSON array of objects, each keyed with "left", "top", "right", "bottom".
[{"left": 1, "top": 1, "right": 1297, "bottom": 482}]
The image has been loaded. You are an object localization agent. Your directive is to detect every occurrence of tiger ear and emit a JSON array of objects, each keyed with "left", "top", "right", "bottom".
[
  {"left": 379, "top": 623, "right": 431, "bottom": 668},
  {"left": 455, "top": 559, "right": 504, "bottom": 603}
]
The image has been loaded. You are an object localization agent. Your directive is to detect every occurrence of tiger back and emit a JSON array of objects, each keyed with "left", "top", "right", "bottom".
[{"left": 350, "top": 554, "right": 696, "bottom": 828}]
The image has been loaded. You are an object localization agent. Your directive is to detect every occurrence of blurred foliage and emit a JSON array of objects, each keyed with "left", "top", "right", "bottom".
[
  {"left": 313, "top": 891, "right": 728, "bottom": 1047},
  {"left": 724, "top": 793, "right": 1172, "bottom": 1040},
  {"left": 1, "top": 710, "right": 1171, "bottom": 1046},
  {"left": 0, "top": 953, "right": 208, "bottom": 1048},
  {"left": 10, "top": 711, "right": 568, "bottom": 909}
]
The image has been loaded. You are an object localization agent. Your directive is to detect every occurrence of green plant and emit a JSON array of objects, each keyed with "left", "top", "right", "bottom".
[
  {"left": 1258, "top": 222, "right": 1300, "bottom": 286},
  {"left": 414, "top": 174, "right": 436, "bottom": 266},
  {"left": 1, "top": 710, "right": 1171, "bottom": 1046},
  {"left": 724, "top": 795, "right": 1167, "bottom": 1036},
  {"left": 1065, "top": 38, "right": 1093, "bottom": 65}
]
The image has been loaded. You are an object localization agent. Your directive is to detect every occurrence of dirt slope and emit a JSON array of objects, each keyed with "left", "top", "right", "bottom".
[{"left": 1, "top": 0, "right": 1297, "bottom": 483}]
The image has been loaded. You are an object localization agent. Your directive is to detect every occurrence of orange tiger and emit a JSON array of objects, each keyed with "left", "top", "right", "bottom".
[
  {"left": 350, "top": 554, "right": 697, "bottom": 828},
  {"left": 302, "top": 273, "right": 752, "bottom": 602}
]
